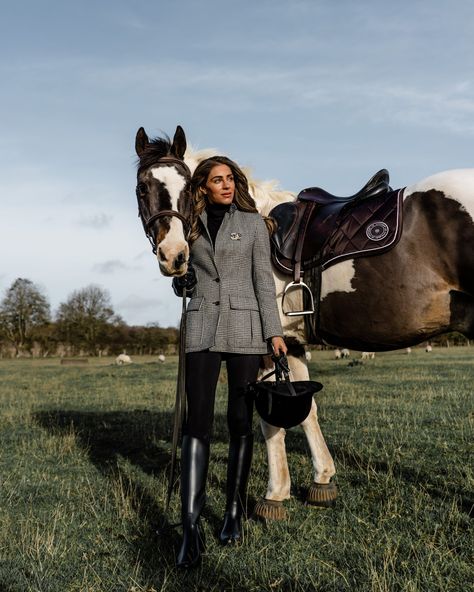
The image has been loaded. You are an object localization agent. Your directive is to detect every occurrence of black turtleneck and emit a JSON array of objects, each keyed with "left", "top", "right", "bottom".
[{"left": 206, "top": 202, "right": 230, "bottom": 246}]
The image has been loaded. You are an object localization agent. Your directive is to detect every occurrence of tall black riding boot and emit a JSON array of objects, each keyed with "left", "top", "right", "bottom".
[
  {"left": 219, "top": 434, "right": 254, "bottom": 545},
  {"left": 176, "top": 435, "right": 210, "bottom": 569}
]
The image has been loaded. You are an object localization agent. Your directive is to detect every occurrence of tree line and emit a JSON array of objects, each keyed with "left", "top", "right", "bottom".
[{"left": 0, "top": 278, "right": 178, "bottom": 358}]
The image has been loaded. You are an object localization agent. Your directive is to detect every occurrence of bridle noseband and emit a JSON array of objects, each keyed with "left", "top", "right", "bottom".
[{"left": 136, "top": 156, "right": 192, "bottom": 254}]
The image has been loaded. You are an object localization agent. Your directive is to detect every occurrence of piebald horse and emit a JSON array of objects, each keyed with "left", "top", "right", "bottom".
[{"left": 135, "top": 125, "right": 474, "bottom": 519}]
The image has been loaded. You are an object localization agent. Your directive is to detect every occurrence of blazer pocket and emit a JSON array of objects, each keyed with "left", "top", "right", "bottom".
[
  {"left": 229, "top": 295, "right": 262, "bottom": 347},
  {"left": 187, "top": 296, "right": 204, "bottom": 312},
  {"left": 186, "top": 297, "right": 204, "bottom": 348}
]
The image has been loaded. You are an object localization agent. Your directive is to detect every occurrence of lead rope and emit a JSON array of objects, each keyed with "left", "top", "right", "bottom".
[
  {"left": 157, "top": 287, "right": 187, "bottom": 536},
  {"left": 165, "top": 286, "right": 187, "bottom": 512}
]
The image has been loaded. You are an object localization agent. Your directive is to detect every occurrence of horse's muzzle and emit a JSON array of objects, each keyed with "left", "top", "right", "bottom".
[{"left": 158, "top": 258, "right": 188, "bottom": 277}]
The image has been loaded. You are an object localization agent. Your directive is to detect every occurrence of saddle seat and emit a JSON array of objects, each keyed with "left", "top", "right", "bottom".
[{"left": 298, "top": 168, "right": 390, "bottom": 205}]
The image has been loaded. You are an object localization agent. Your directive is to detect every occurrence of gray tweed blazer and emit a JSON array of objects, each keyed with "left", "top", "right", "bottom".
[{"left": 185, "top": 205, "right": 283, "bottom": 354}]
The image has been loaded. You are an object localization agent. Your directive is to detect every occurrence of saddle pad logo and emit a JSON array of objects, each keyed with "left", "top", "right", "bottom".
[
  {"left": 366, "top": 221, "right": 389, "bottom": 241},
  {"left": 230, "top": 232, "right": 242, "bottom": 240}
]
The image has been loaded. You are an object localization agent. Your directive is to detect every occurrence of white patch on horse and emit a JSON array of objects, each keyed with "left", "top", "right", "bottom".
[
  {"left": 404, "top": 168, "right": 474, "bottom": 221},
  {"left": 320, "top": 260, "right": 356, "bottom": 300},
  {"left": 151, "top": 166, "right": 185, "bottom": 211},
  {"left": 151, "top": 166, "right": 187, "bottom": 243}
]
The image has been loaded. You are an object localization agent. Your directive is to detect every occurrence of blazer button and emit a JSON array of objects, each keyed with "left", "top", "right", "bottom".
[
  {"left": 213, "top": 301, "right": 220, "bottom": 305},
  {"left": 214, "top": 277, "right": 220, "bottom": 283}
]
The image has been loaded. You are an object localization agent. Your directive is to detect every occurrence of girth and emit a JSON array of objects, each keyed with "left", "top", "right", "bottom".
[{"left": 269, "top": 170, "right": 404, "bottom": 315}]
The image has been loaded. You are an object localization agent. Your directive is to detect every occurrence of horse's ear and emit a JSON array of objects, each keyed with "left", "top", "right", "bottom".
[
  {"left": 135, "top": 127, "right": 149, "bottom": 156},
  {"left": 171, "top": 125, "right": 187, "bottom": 160}
]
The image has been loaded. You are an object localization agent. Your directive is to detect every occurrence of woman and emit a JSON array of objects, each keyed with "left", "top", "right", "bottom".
[{"left": 173, "top": 156, "right": 286, "bottom": 569}]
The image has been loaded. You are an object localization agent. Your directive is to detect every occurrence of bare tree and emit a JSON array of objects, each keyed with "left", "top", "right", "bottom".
[
  {"left": 0, "top": 278, "right": 51, "bottom": 355},
  {"left": 56, "top": 285, "right": 119, "bottom": 355}
]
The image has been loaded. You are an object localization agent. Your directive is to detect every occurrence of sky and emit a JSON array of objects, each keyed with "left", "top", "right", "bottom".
[{"left": 2, "top": 0, "right": 474, "bottom": 327}]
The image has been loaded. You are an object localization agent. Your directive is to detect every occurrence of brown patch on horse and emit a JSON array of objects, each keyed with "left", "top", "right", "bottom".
[
  {"left": 316, "top": 189, "right": 474, "bottom": 350},
  {"left": 450, "top": 291, "right": 474, "bottom": 338}
]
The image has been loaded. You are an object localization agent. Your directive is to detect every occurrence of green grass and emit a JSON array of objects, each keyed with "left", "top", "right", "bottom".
[{"left": 0, "top": 349, "right": 473, "bottom": 591}]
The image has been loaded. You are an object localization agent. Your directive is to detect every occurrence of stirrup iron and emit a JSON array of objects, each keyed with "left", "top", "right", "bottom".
[{"left": 281, "top": 280, "right": 315, "bottom": 316}]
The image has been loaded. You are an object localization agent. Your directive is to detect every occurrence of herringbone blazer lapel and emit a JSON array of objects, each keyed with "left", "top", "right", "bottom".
[
  {"left": 198, "top": 209, "right": 219, "bottom": 274},
  {"left": 199, "top": 206, "right": 244, "bottom": 275}
]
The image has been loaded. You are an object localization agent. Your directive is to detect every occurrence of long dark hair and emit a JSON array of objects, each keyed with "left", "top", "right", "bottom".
[{"left": 188, "top": 156, "right": 276, "bottom": 243}]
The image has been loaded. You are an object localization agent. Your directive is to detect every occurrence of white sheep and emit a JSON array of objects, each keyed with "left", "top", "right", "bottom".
[{"left": 116, "top": 354, "right": 132, "bottom": 365}]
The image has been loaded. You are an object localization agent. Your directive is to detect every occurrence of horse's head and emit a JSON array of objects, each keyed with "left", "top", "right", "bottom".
[{"left": 135, "top": 125, "right": 192, "bottom": 277}]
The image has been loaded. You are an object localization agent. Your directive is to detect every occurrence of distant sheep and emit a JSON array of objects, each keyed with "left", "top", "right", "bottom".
[
  {"left": 361, "top": 352, "right": 375, "bottom": 360},
  {"left": 158, "top": 354, "right": 166, "bottom": 363},
  {"left": 116, "top": 354, "right": 132, "bottom": 365},
  {"left": 341, "top": 348, "right": 350, "bottom": 359},
  {"left": 405, "top": 347, "right": 412, "bottom": 354},
  {"left": 334, "top": 348, "right": 342, "bottom": 360},
  {"left": 425, "top": 344, "right": 433, "bottom": 352},
  {"left": 305, "top": 350, "right": 312, "bottom": 361}
]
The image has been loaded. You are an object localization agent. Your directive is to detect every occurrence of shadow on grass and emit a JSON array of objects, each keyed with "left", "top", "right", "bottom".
[{"left": 32, "top": 408, "right": 259, "bottom": 585}]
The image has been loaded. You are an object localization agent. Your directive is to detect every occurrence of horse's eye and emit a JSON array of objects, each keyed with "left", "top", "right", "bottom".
[{"left": 137, "top": 183, "right": 148, "bottom": 195}]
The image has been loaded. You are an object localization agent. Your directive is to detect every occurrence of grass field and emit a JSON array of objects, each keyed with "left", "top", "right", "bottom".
[{"left": 0, "top": 348, "right": 473, "bottom": 592}]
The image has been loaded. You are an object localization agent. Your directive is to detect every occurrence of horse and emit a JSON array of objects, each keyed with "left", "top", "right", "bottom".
[{"left": 134, "top": 125, "right": 474, "bottom": 520}]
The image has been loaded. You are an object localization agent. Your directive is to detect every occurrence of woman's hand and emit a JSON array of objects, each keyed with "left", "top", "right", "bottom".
[
  {"left": 271, "top": 336, "right": 287, "bottom": 357},
  {"left": 172, "top": 263, "right": 197, "bottom": 297}
]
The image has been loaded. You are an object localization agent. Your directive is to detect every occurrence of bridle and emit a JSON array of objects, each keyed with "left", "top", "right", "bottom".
[{"left": 136, "top": 156, "right": 192, "bottom": 254}]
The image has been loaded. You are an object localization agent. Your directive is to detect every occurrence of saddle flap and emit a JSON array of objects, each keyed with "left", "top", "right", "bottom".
[
  {"left": 270, "top": 202, "right": 302, "bottom": 259},
  {"left": 319, "top": 188, "right": 404, "bottom": 268}
]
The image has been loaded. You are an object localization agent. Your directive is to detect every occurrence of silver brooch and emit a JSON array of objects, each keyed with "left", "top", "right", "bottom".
[{"left": 230, "top": 232, "right": 242, "bottom": 240}]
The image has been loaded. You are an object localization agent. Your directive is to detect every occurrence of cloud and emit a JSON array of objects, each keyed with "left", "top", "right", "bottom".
[
  {"left": 76, "top": 213, "right": 113, "bottom": 229},
  {"left": 133, "top": 250, "right": 152, "bottom": 261},
  {"left": 92, "top": 260, "right": 139, "bottom": 274},
  {"left": 116, "top": 294, "right": 164, "bottom": 311}
]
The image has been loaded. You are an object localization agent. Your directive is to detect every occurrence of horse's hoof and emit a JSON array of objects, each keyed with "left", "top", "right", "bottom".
[
  {"left": 252, "top": 498, "right": 287, "bottom": 521},
  {"left": 306, "top": 482, "right": 338, "bottom": 507}
]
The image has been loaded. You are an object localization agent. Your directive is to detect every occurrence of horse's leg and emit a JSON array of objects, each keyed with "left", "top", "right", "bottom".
[
  {"left": 252, "top": 354, "right": 291, "bottom": 521},
  {"left": 252, "top": 420, "right": 291, "bottom": 521},
  {"left": 288, "top": 352, "right": 338, "bottom": 507}
]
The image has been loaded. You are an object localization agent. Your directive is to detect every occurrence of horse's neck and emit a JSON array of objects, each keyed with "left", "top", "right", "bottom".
[
  {"left": 184, "top": 147, "right": 296, "bottom": 216},
  {"left": 184, "top": 147, "right": 219, "bottom": 176},
  {"left": 247, "top": 177, "right": 296, "bottom": 216}
]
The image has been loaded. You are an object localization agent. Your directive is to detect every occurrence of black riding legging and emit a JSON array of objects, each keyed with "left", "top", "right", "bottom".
[{"left": 184, "top": 350, "right": 261, "bottom": 442}]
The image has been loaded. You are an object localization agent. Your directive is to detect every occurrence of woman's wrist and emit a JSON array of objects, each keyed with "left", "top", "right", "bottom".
[{"left": 270, "top": 335, "right": 287, "bottom": 356}]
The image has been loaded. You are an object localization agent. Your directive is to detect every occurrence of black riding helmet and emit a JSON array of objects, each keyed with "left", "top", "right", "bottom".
[{"left": 249, "top": 355, "right": 323, "bottom": 429}]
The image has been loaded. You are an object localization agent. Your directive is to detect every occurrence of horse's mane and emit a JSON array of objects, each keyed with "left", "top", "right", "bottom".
[
  {"left": 184, "top": 145, "right": 296, "bottom": 216},
  {"left": 137, "top": 135, "right": 172, "bottom": 172}
]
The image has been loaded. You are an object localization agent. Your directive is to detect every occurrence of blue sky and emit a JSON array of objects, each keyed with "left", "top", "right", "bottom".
[{"left": 2, "top": 0, "right": 474, "bottom": 326}]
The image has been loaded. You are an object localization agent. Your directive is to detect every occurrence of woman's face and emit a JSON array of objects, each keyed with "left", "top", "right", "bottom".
[{"left": 204, "top": 164, "right": 235, "bottom": 205}]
